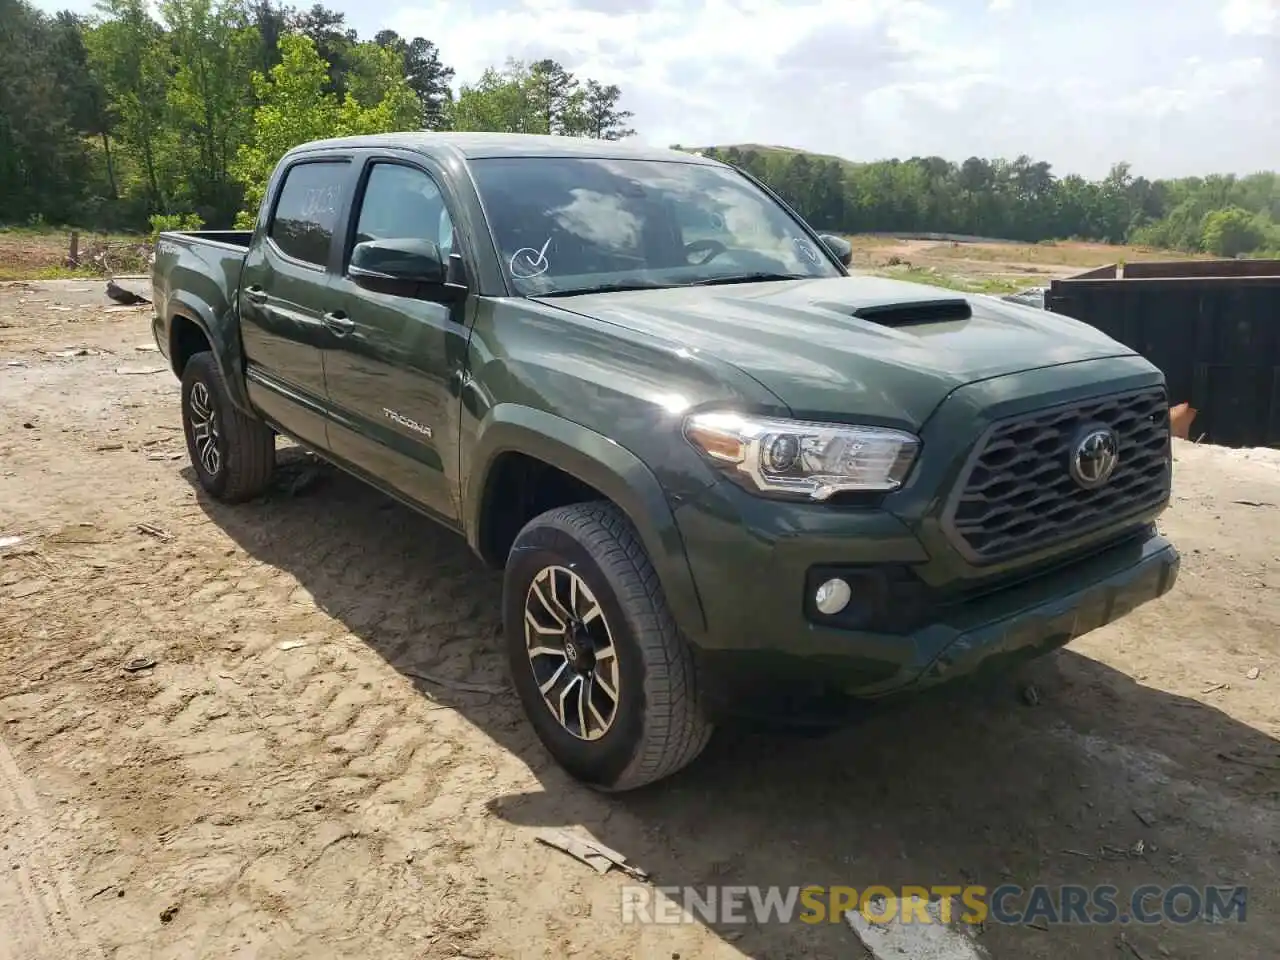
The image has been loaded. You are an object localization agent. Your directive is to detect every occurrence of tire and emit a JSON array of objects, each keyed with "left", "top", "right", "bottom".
[
  {"left": 180, "top": 351, "right": 275, "bottom": 503},
  {"left": 503, "top": 501, "right": 713, "bottom": 791}
]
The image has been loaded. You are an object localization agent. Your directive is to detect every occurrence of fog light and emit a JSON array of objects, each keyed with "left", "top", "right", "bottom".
[{"left": 814, "top": 578, "right": 852, "bottom": 615}]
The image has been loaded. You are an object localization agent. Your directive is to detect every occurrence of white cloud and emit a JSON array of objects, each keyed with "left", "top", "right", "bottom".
[
  {"left": 1111, "top": 57, "right": 1267, "bottom": 116},
  {"left": 988, "top": 0, "right": 1015, "bottom": 12},
  {"left": 1220, "top": 0, "right": 1279, "bottom": 35}
]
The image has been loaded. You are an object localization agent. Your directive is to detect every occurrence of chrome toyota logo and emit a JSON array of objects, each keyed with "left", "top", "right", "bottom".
[{"left": 1070, "top": 427, "right": 1120, "bottom": 489}]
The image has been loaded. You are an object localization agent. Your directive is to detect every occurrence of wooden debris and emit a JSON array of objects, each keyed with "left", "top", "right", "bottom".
[{"left": 535, "top": 829, "right": 648, "bottom": 879}]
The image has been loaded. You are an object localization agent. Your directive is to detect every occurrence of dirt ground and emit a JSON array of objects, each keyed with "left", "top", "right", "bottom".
[
  {"left": 2, "top": 279, "right": 1278, "bottom": 960},
  {"left": 0, "top": 231, "right": 150, "bottom": 282},
  {"left": 847, "top": 237, "right": 1208, "bottom": 293}
]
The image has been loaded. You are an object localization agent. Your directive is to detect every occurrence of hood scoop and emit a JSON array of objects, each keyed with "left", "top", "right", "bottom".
[{"left": 849, "top": 297, "right": 973, "bottom": 327}]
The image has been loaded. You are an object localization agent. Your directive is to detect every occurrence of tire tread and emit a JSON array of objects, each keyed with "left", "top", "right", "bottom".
[
  {"left": 182, "top": 352, "right": 274, "bottom": 503},
  {"left": 521, "top": 501, "right": 713, "bottom": 790}
]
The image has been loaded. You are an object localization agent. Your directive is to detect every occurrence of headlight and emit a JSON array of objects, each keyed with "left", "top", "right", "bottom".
[{"left": 683, "top": 411, "right": 919, "bottom": 500}]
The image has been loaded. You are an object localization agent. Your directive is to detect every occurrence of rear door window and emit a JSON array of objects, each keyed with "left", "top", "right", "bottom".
[{"left": 269, "top": 161, "right": 349, "bottom": 267}]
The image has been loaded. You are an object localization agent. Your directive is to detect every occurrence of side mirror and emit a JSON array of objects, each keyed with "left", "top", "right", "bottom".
[
  {"left": 349, "top": 237, "right": 446, "bottom": 287},
  {"left": 819, "top": 234, "right": 853, "bottom": 267}
]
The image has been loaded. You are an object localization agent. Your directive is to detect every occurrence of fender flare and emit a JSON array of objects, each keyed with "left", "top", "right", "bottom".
[
  {"left": 167, "top": 293, "right": 252, "bottom": 413},
  {"left": 465, "top": 404, "right": 708, "bottom": 639}
]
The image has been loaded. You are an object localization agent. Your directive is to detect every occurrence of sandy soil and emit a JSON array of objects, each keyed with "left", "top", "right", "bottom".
[
  {"left": 847, "top": 237, "right": 1207, "bottom": 289},
  {"left": 0, "top": 232, "right": 150, "bottom": 282},
  {"left": 1, "top": 280, "right": 1278, "bottom": 960}
]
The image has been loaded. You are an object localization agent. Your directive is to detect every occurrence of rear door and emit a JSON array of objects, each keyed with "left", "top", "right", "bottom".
[
  {"left": 239, "top": 156, "right": 355, "bottom": 450},
  {"left": 321, "top": 157, "right": 471, "bottom": 525}
]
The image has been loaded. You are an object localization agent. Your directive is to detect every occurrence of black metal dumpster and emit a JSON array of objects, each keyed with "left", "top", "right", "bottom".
[{"left": 1045, "top": 259, "right": 1280, "bottom": 448}]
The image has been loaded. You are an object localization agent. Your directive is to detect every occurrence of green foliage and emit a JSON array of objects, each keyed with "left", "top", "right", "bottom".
[
  {"left": 451, "top": 60, "right": 540, "bottom": 133},
  {"left": 373, "top": 30, "right": 454, "bottom": 129},
  {"left": 1200, "top": 207, "right": 1267, "bottom": 257},
  {"left": 0, "top": 0, "right": 100, "bottom": 223},
  {"left": 149, "top": 211, "right": 206, "bottom": 237},
  {"left": 700, "top": 145, "right": 1280, "bottom": 257},
  {"left": 161, "top": 0, "right": 259, "bottom": 222},
  {"left": 1, "top": 0, "right": 476, "bottom": 231},
  {"left": 582, "top": 80, "right": 635, "bottom": 140},
  {"left": 86, "top": 0, "right": 172, "bottom": 211},
  {"left": 230, "top": 33, "right": 421, "bottom": 223},
  {"left": 450, "top": 58, "right": 633, "bottom": 139}
]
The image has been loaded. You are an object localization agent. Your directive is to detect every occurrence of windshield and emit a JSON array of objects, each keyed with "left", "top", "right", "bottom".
[{"left": 468, "top": 156, "right": 843, "bottom": 296}]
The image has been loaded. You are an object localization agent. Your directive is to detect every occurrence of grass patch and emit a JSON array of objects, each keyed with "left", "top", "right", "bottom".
[
  {"left": 0, "top": 265, "right": 103, "bottom": 282},
  {"left": 868, "top": 266, "right": 1030, "bottom": 295},
  {"left": 0, "top": 226, "right": 151, "bottom": 280},
  {"left": 0, "top": 225, "right": 144, "bottom": 243}
]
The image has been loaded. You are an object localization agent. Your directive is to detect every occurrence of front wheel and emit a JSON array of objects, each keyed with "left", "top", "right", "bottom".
[
  {"left": 503, "top": 501, "right": 713, "bottom": 791},
  {"left": 180, "top": 351, "right": 275, "bottom": 502}
]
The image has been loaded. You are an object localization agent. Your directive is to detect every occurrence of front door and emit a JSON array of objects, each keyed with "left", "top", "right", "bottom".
[
  {"left": 321, "top": 159, "right": 470, "bottom": 524},
  {"left": 239, "top": 157, "right": 354, "bottom": 450}
]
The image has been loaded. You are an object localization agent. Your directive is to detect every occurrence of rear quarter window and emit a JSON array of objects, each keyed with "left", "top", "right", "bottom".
[{"left": 269, "top": 161, "right": 349, "bottom": 266}]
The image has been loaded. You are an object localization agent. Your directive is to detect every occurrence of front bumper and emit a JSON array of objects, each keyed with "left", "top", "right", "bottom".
[{"left": 674, "top": 482, "right": 1178, "bottom": 715}]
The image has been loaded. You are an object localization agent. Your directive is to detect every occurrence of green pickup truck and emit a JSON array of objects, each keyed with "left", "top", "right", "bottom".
[{"left": 151, "top": 132, "right": 1180, "bottom": 790}]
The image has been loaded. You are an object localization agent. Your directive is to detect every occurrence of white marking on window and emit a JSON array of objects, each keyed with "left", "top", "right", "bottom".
[{"left": 510, "top": 236, "right": 552, "bottom": 279}]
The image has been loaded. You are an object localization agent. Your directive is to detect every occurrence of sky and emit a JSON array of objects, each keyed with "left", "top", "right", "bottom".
[{"left": 33, "top": 0, "right": 1280, "bottom": 180}]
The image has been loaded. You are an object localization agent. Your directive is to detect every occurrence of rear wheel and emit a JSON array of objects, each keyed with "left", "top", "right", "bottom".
[
  {"left": 180, "top": 351, "right": 274, "bottom": 502},
  {"left": 503, "top": 501, "right": 713, "bottom": 791}
]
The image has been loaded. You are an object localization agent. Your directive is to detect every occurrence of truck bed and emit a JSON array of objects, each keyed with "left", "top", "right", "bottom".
[
  {"left": 165, "top": 229, "right": 254, "bottom": 250},
  {"left": 151, "top": 230, "right": 253, "bottom": 369}
]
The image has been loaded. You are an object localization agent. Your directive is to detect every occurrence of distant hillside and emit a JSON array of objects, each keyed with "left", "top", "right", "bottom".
[{"left": 683, "top": 143, "right": 863, "bottom": 172}]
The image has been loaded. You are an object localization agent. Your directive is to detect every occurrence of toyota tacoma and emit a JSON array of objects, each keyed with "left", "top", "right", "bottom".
[{"left": 151, "top": 133, "right": 1180, "bottom": 790}]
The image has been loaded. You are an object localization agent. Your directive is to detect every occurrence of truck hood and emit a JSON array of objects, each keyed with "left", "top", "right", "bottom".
[{"left": 533, "top": 275, "right": 1136, "bottom": 428}]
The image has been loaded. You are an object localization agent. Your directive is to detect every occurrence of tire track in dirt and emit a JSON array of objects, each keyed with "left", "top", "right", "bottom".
[{"left": 0, "top": 734, "right": 105, "bottom": 960}]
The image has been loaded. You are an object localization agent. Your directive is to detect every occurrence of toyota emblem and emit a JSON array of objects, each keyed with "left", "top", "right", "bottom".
[{"left": 1070, "top": 427, "right": 1120, "bottom": 489}]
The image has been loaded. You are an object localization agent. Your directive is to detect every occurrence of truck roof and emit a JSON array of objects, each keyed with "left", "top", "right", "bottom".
[{"left": 285, "top": 132, "right": 720, "bottom": 166}]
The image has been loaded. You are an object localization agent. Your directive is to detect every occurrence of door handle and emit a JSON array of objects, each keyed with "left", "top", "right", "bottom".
[
  {"left": 243, "top": 285, "right": 267, "bottom": 305},
  {"left": 322, "top": 311, "right": 354, "bottom": 336}
]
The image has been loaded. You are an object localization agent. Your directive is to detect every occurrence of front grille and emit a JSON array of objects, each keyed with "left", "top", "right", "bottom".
[{"left": 943, "top": 387, "right": 1171, "bottom": 564}]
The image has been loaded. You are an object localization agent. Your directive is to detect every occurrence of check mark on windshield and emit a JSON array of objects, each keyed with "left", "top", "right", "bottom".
[{"left": 511, "top": 237, "right": 552, "bottom": 278}]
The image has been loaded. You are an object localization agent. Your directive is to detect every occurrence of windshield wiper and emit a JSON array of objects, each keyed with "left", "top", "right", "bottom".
[
  {"left": 536, "top": 280, "right": 673, "bottom": 297},
  {"left": 685, "top": 272, "right": 810, "bottom": 286}
]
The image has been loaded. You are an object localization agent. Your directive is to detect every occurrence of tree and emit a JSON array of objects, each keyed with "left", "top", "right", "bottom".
[
  {"left": 291, "top": 3, "right": 354, "bottom": 95},
  {"left": 1201, "top": 207, "right": 1266, "bottom": 257},
  {"left": 450, "top": 59, "right": 539, "bottom": 133},
  {"left": 50, "top": 12, "right": 118, "bottom": 202},
  {"left": 86, "top": 0, "right": 173, "bottom": 212},
  {"left": 374, "top": 30, "right": 454, "bottom": 129},
  {"left": 231, "top": 33, "right": 420, "bottom": 223},
  {"left": 161, "top": 0, "right": 259, "bottom": 222},
  {"left": 581, "top": 80, "right": 634, "bottom": 140},
  {"left": 0, "top": 0, "right": 98, "bottom": 222},
  {"left": 529, "top": 58, "right": 579, "bottom": 135},
  {"left": 249, "top": 0, "right": 291, "bottom": 76}
]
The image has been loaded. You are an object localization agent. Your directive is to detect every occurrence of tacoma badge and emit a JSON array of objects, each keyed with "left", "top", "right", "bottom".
[{"left": 383, "top": 408, "right": 432, "bottom": 437}]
